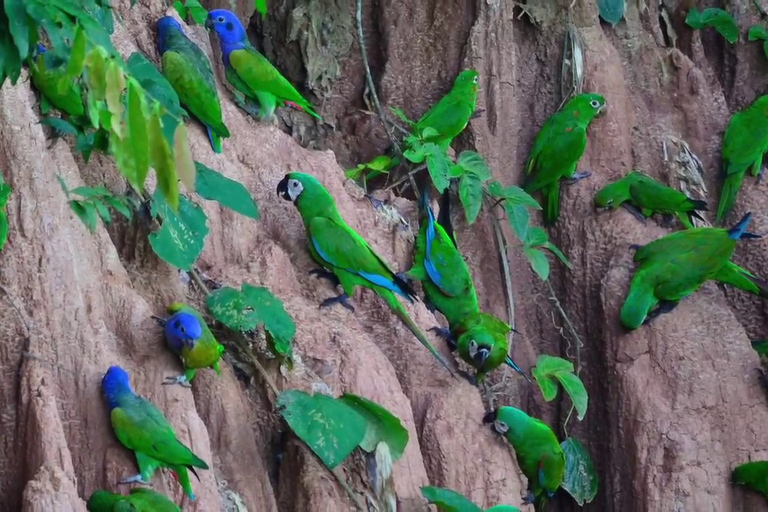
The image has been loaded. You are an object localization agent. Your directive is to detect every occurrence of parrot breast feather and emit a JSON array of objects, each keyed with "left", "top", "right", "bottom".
[
  {"left": 424, "top": 211, "right": 473, "bottom": 297},
  {"left": 523, "top": 122, "right": 587, "bottom": 192}
]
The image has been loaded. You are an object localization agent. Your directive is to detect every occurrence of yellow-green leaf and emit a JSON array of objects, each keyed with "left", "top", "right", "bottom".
[
  {"left": 85, "top": 49, "right": 108, "bottom": 101},
  {"left": 149, "top": 108, "right": 179, "bottom": 211},
  {"left": 105, "top": 61, "right": 125, "bottom": 138},
  {"left": 173, "top": 123, "right": 196, "bottom": 192},
  {"left": 127, "top": 79, "right": 149, "bottom": 190},
  {"left": 68, "top": 25, "right": 87, "bottom": 78}
]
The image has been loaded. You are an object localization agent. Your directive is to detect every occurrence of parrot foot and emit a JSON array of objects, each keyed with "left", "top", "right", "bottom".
[
  {"left": 565, "top": 171, "right": 592, "bottom": 185},
  {"left": 364, "top": 194, "right": 387, "bottom": 210},
  {"left": 522, "top": 490, "right": 536, "bottom": 504},
  {"left": 470, "top": 108, "right": 485, "bottom": 120},
  {"left": 319, "top": 293, "right": 355, "bottom": 313},
  {"left": 162, "top": 375, "right": 192, "bottom": 388},
  {"left": 119, "top": 474, "right": 152, "bottom": 486},
  {"left": 661, "top": 214, "right": 675, "bottom": 228},
  {"left": 643, "top": 300, "right": 679, "bottom": 324},
  {"left": 424, "top": 301, "right": 437, "bottom": 314},
  {"left": 394, "top": 272, "right": 414, "bottom": 288},
  {"left": 622, "top": 203, "right": 647, "bottom": 223},
  {"left": 309, "top": 268, "right": 341, "bottom": 288},
  {"left": 428, "top": 326, "right": 455, "bottom": 344},
  {"left": 150, "top": 314, "right": 167, "bottom": 327},
  {"left": 629, "top": 243, "right": 644, "bottom": 252}
]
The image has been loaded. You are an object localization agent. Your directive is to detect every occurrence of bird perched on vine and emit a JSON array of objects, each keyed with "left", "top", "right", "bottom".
[
  {"left": 101, "top": 366, "right": 209, "bottom": 501},
  {"left": 594, "top": 171, "right": 708, "bottom": 228},
  {"left": 413, "top": 69, "right": 480, "bottom": 149},
  {"left": 484, "top": 406, "right": 565, "bottom": 510},
  {"left": 29, "top": 44, "right": 86, "bottom": 120},
  {"left": 153, "top": 302, "right": 225, "bottom": 387},
  {"left": 276, "top": 172, "right": 455, "bottom": 377},
  {"left": 86, "top": 488, "right": 180, "bottom": 511},
  {"left": 620, "top": 212, "right": 768, "bottom": 330},
  {"left": 716, "top": 95, "right": 768, "bottom": 223},
  {"left": 155, "top": 16, "right": 230, "bottom": 154},
  {"left": 523, "top": 93, "right": 606, "bottom": 226},
  {"left": 205, "top": 9, "right": 321, "bottom": 122}
]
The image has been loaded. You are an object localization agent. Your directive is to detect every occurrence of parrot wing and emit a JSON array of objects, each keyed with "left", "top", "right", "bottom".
[
  {"left": 416, "top": 90, "right": 475, "bottom": 143},
  {"left": 308, "top": 216, "right": 415, "bottom": 299},
  {"left": 523, "top": 120, "right": 587, "bottom": 192},
  {"left": 423, "top": 205, "right": 474, "bottom": 297},
  {"left": 722, "top": 106, "right": 768, "bottom": 177}
]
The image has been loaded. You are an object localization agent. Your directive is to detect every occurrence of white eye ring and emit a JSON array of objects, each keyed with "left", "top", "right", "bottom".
[
  {"left": 493, "top": 420, "right": 509, "bottom": 434},
  {"left": 468, "top": 339, "right": 478, "bottom": 357},
  {"left": 590, "top": 99, "right": 601, "bottom": 108},
  {"left": 217, "top": 16, "right": 225, "bottom": 23},
  {"left": 472, "top": 75, "right": 479, "bottom": 84}
]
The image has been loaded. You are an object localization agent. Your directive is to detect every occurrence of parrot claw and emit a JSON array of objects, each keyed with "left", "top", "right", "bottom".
[
  {"left": 643, "top": 300, "right": 679, "bottom": 325},
  {"left": 309, "top": 268, "right": 341, "bottom": 288},
  {"left": 319, "top": 293, "right": 355, "bottom": 313},
  {"left": 629, "top": 243, "right": 644, "bottom": 252},
  {"left": 119, "top": 474, "right": 152, "bottom": 486},
  {"left": 364, "top": 194, "right": 387, "bottom": 209},
  {"left": 470, "top": 108, "right": 485, "bottom": 120},
  {"left": 428, "top": 326, "right": 456, "bottom": 347},
  {"left": 522, "top": 490, "right": 535, "bottom": 504},
  {"left": 162, "top": 375, "right": 192, "bottom": 388},
  {"left": 565, "top": 171, "right": 592, "bottom": 185}
]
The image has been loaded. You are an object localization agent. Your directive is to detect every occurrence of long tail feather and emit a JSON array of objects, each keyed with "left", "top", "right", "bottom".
[
  {"left": 715, "top": 262, "right": 768, "bottom": 297},
  {"left": 543, "top": 183, "right": 560, "bottom": 226},
  {"left": 437, "top": 187, "right": 456, "bottom": 245},
  {"left": 504, "top": 355, "right": 533, "bottom": 384},
  {"left": 206, "top": 126, "right": 222, "bottom": 154},
  {"left": 716, "top": 171, "right": 746, "bottom": 223},
  {"left": 687, "top": 198, "right": 709, "bottom": 212},
  {"left": 727, "top": 212, "right": 758, "bottom": 240}
]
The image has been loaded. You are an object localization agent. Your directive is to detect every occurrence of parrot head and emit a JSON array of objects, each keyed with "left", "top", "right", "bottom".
[
  {"left": 205, "top": 9, "right": 246, "bottom": 45},
  {"left": 454, "top": 69, "right": 480, "bottom": 90},
  {"left": 564, "top": 92, "right": 607, "bottom": 122},
  {"left": 466, "top": 337, "right": 491, "bottom": 369},
  {"left": 156, "top": 16, "right": 183, "bottom": 55},
  {"left": 86, "top": 490, "right": 122, "bottom": 509},
  {"left": 101, "top": 365, "right": 134, "bottom": 409},
  {"left": 165, "top": 311, "right": 203, "bottom": 345},
  {"left": 482, "top": 407, "right": 511, "bottom": 437},
  {"left": 594, "top": 181, "right": 628, "bottom": 210}
]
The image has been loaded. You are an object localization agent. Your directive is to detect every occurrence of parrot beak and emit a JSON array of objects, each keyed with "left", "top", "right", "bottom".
[
  {"left": 476, "top": 347, "right": 490, "bottom": 367},
  {"left": 204, "top": 18, "right": 214, "bottom": 30},
  {"left": 482, "top": 410, "right": 497, "bottom": 424},
  {"left": 276, "top": 175, "right": 291, "bottom": 200}
]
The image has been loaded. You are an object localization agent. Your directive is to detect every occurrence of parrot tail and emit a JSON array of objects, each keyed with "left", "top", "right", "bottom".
[
  {"left": 542, "top": 183, "right": 560, "bottom": 226},
  {"left": 619, "top": 277, "right": 658, "bottom": 330},
  {"left": 172, "top": 466, "right": 197, "bottom": 501},
  {"left": 504, "top": 355, "right": 533, "bottom": 384},
  {"left": 206, "top": 126, "right": 222, "bottom": 154},
  {"left": 687, "top": 198, "right": 709, "bottom": 212},
  {"left": 383, "top": 291, "right": 458, "bottom": 379},
  {"left": 716, "top": 262, "right": 768, "bottom": 298},
  {"left": 716, "top": 171, "right": 746, "bottom": 223},
  {"left": 437, "top": 187, "right": 457, "bottom": 246},
  {"left": 727, "top": 212, "right": 761, "bottom": 240}
]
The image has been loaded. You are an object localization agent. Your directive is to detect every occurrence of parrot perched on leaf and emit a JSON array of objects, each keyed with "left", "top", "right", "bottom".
[
  {"left": 101, "top": 366, "right": 209, "bottom": 501},
  {"left": 29, "top": 44, "right": 86, "bottom": 119},
  {"left": 523, "top": 93, "right": 606, "bottom": 226},
  {"left": 86, "top": 488, "right": 180, "bottom": 511},
  {"left": 413, "top": 69, "right": 479, "bottom": 149},
  {"left": 205, "top": 9, "right": 321, "bottom": 122},
  {"left": 276, "top": 172, "right": 456, "bottom": 377},
  {"left": 484, "top": 406, "right": 565, "bottom": 509},
  {"left": 620, "top": 212, "right": 767, "bottom": 330},
  {"left": 716, "top": 95, "right": 768, "bottom": 223},
  {"left": 156, "top": 16, "right": 231, "bottom": 154},
  {"left": 153, "top": 302, "right": 225, "bottom": 387},
  {"left": 595, "top": 171, "right": 708, "bottom": 228}
]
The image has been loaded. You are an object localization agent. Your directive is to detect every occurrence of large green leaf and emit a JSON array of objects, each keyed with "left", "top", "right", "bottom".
[
  {"left": 149, "top": 192, "right": 208, "bottom": 270},
  {"left": 276, "top": 390, "right": 367, "bottom": 469},
  {"left": 459, "top": 173, "right": 483, "bottom": 225},
  {"left": 420, "top": 486, "right": 482, "bottom": 512},
  {"left": 487, "top": 181, "right": 541, "bottom": 209},
  {"left": 241, "top": 284, "right": 295, "bottom": 359},
  {"left": 532, "top": 355, "right": 589, "bottom": 421},
  {"left": 505, "top": 202, "right": 529, "bottom": 242},
  {"left": 340, "top": 394, "right": 409, "bottom": 461},
  {"left": 685, "top": 8, "right": 739, "bottom": 44},
  {"left": 195, "top": 162, "right": 259, "bottom": 220},
  {"left": 523, "top": 246, "right": 549, "bottom": 281},
  {"left": 4, "top": 0, "right": 31, "bottom": 61},
  {"left": 0, "top": 175, "right": 10, "bottom": 253},
  {"left": 206, "top": 286, "right": 257, "bottom": 331},
  {"left": 485, "top": 507, "right": 520, "bottom": 512},
  {"left": 560, "top": 437, "right": 599, "bottom": 505},
  {"left": 733, "top": 461, "right": 768, "bottom": 499},
  {"left": 456, "top": 151, "right": 492, "bottom": 180},
  {"left": 424, "top": 142, "right": 451, "bottom": 193},
  {"left": 125, "top": 52, "right": 185, "bottom": 120}
]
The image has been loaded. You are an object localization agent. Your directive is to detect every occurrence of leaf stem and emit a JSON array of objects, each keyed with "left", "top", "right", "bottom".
[
  {"left": 383, "top": 164, "right": 426, "bottom": 191},
  {"left": 485, "top": 195, "right": 517, "bottom": 357}
]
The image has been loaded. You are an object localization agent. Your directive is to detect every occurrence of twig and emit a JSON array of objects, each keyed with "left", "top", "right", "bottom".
[
  {"left": 356, "top": 0, "right": 401, "bottom": 155},
  {"left": 384, "top": 164, "right": 426, "bottom": 191},
  {"left": 484, "top": 195, "right": 516, "bottom": 353},
  {"left": 358, "top": 109, "right": 411, "bottom": 136},
  {"left": 544, "top": 279, "right": 583, "bottom": 374},
  {"left": 189, "top": 268, "right": 210, "bottom": 295}
]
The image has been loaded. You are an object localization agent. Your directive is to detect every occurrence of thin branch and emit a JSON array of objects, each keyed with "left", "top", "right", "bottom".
[
  {"left": 189, "top": 268, "right": 210, "bottom": 295},
  {"left": 356, "top": 0, "right": 401, "bottom": 154},
  {"left": 485, "top": 196, "right": 516, "bottom": 358},
  {"left": 384, "top": 164, "right": 426, "bottom": 191},
  {"left": 544, "top": 279, "right": 583, "bottom": 374},
  {"left": 358, "top": 109, "right": 411, "bottom": 136}
]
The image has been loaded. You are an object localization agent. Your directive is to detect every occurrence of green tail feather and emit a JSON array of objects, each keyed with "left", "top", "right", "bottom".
[
  {"left": 620, "top": 279, "right": 657, "bottom": 330},
  {"left": 382, "top": 291, "right": 457, "bottom": 378},
  {"left": 716, "top": 171, "right": 746, "bottom": 224},
  {"left": 206, "top": 126, "right": 222, "bottom": 154},
  {"left": 542, "top": 183, "right": 560, "bottom": 226}
]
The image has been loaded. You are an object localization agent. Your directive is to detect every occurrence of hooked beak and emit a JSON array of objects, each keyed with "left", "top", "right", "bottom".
[
  {"left": 476, "top": 347, "right": 491, "bottom": 368},
  {"left": 204, "top": 18, "right": 214, "bottom": 30},
  {"left": 276, "top": 175, "right": 291, "bottom": 201}
]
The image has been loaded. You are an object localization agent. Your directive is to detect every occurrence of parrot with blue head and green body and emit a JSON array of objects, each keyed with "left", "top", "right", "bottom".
[
  {"left": 523, "top": 93, "right": 607, "bottom": 226},
  {"left": 154, "top": 303, "right": 225, "bottom": 387},
  {"left": 101, "top": 365, "right": 209, "bottom": 501},
  {"left": 205, "top": 9, "right": 321, "bottom": 122},
  {"left": 276, "top": 172, "right": 456, "bottom": 377},
  {"left": 484, "top": 406, "right": 565, "bottom": 510},
  {"left": 155, "top": 16, "right": 230, "bottom": 153},
  {"left": 86, "top": 488, "right": 180, "bottom": 511},
  {"left": 620, "top": 212, "right": 767, "bottom": 330}
]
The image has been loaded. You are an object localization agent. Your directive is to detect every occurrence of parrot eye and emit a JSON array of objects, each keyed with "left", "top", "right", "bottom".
[
  {"left": 180, "top": 326, "right": 186, "bottom": 334},
  {"left": 217, "top": 15, "right": 225, "bottom": 23},
  {"left": 286, "top": 179, "right": 304, "bottom": 201},
  {"left": 468, "top": 339, "right": 478, "bottom": 358},
  {"left": 493, "top": 420, "right": 509, "bottom": 434},
  {"left": 472, "top": 75, "right": 479, "bottom": 84},
  {"left": 590, "top": 99, "right": 601, "bottom": 108}
]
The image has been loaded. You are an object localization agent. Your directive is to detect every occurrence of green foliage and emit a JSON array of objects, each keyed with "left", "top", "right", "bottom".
[
  {"left": 390, "top": 106, "right": 415, "bottom": 127},
  {"left": 532, "top": 355, "right": 588, "bottom": 421},
  {"left": 345, "top": 155, "right": 398, "bottom": 185},
  {"left": 596, "top": 0, "right": 625, "bottom": 26},
  {"left": 206, "top": 283, "right": 296, "bottom": 362},
  {"left": 451, "top": 151, "right": 492, "bottom": 225},
  {"left": 173, "top": 0, "right": 208, "bottom": 26},
  {"left": 560, "top": 437, "right": 599, "bottom": 505},
  {"left": 420, "top": 486, "right": 520, "bottom": 512},
  {"left": 686, "top": 8, "right": 740, "bottom": 44},
  {"left": 195, "top": 162, "right": 260, "bottom": 220},
  {"left": 57, "top": 176, "right": 139, "bottom": 233},
  {"left": 0, "top": 173, "right": 10, "bottom": 253},
  {"left": 748, "top": 25, "right": 768, "bottom": 61},
  {"left": 733, "top": 461, "right": 768, "bottom": 499},
  {"left": 255, "top": 0, "right": 268, "bottom": 17},
  {"left": 149, "top": 190, "right": 208, "bottom": 270},
  {"left": 752, "top": 339, "right": 768, "bottom": 358},
  {"left": 340, "top": 393, "right": 409, "bottom": 461},
  {"left": 276, "top": 390, "right": 367, "bottom": 469}
]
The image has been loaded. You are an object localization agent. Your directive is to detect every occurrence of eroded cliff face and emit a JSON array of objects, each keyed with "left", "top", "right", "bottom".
[{"left": 2, "top": 0, "right": 768, "bottom": 510}]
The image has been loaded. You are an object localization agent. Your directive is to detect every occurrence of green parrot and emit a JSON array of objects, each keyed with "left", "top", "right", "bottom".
[
  {"left": 86, "top": 488, "right": 180, "bottom": 511},
  {"left": 732, "top": 461, "right": 768, "bottom": 500},
  {"left": 101, "top": 366, "right": 209, "bottom": 501},
  {"left": 620, "top": 212, "right": 766, "bottom": 330},
  {"left": 404, "top": 187, "right": 479, "bottom": 327},
  {"left": 156, "top": 16, "right": 230, "bottom": 154},
  {"left": 205, "top": 9, "right": 321, "bottom": 122},
  {"left": 413, "top": 69, "right": 480, "bottom": 149},
  {"left": 523, "top": 93, "right": 607, "bottom": 226},
  {"left": 484, "top": 406, "right": 565, "bottom": 509},
  {"left": 29, "top": 44, "right": 86, "bottom": 119},
  {"left": 153, "top": 302, "right": 226, "bottom": 387},
  {"left": 594, "top": 171, "right": 708, "bottom": 228},
  {"left": 276, "top": 172, "right": 456, "bottom": 377},
  {"left": 716, "top": 95, "right": 768, "bottom": 223}
]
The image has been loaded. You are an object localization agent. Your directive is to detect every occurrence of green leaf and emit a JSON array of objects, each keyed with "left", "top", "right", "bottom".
[
  {"left": 752, "top": 339, "right": 768, "bottom": 357},
  {"left": 389, "top": 106, "right": 414, "bottom": 126},
  {"left": 532, "top": 355, "right": 588, "bottom": 420},
  {"left": 403, "top": 146, "right": 426, "bottom": 164},
  {"left": 339, "top": 394, "right": 409, "bottom": 461},
  {"left": 149, "top": 192, "right": 208, "bottom": 270},
  {"left": 748, "top": 25, "right": 768, "bottom": 42},
  {"left": 0, "top": 178, "right": 11, "bottom": 253},
  {"left": 254, "top": 0, "right": 267, "bottom": 16},
  {"left": 733, "top": 461, "right": 768, "bottom": 499},
  {"left": 125, "top": 52, "right": 185, "bottom": 119},
  {"left": 241, "top": 284, "right": 295, "bottom": 359},
  {"left": 206, "top": 286, "right": 257, "bottom": 331},
  {"left": 499, "top": 185, "right": 541, "bottom": 209},
  {"left": 524, "top": 246, "right": 549, "bottom": 281},
  {"left": 420, "top": 486, "right": 483, "bottom": 512},
  {"left": 560, "top": 437, "right": 599, "bottom": 505},
  {"left": 449, "top": 163, "right": 464, "bottom": 178},
  {"left": 104, "top": 61, "right": 125, "bottom": 137},
  {"left": 504, "top": 203, "right": 529, "bottom": 242},
  {"left": 276, "top": 390, "right": 367, "bottom": 469},
  {"left": 525, "top": 226, "right": 548, "bottom": 247},
  {"left": 173, "top": 123, "right": 196, "bottom": 192},
  {"left": 70, "top": 185, "right": 111, "bottom": 198},
  {"left": 485, "top": 507, "right": 521, "bottom": 512},
  {"left": 424, "top": 143, "right": 451, "bottom": 193},
  {"left": 459, "top": 173, "right": 483, "bottom": 225},
  {"left": 685, "top": 8, "right": 739, "bottom": 44},
  {"left": 126, "top": 79, "right": 150, "bottom": 190},
  {"left": 456, "top": 151, "right": 492, "bottom": 181},
  {"left": 596, "top": 0, "right": 625, "bottom": 26},
  {"left": 173, "top": 0, "right": 188, "bottom": 20},
  {"left": 70, "top": 200, "right": 99, "bottom": 233},
  {"left": 542, "top": 241, "right": 572, "bottom": 269},
  {"left": 103, "top": 195, "right": 133, "bottom": 220},
  {"left": 185, "top": 0, "right": 208, "bottom": 25},
  {"left": 91, "top": 198, "right": 112, "bottom": 224},
  {"left": 68, "top": 25, "right": 87, "bottom": 78},
  {"left": 5, "top": 0, "right": 31, "bottom": 61},
  {"left": 148, "top": 107, "right": 179, "bottom": 211},
  {"left": 40, "top": 117, "right": 79, "bottom": 137},
  {"left": 557, "top": 371, "right": 589, "bottom": 420},
  {"left": 195, "top": 162, "right": 259, "bottom": 220},
  {"left": 420, "top": 127, "right": 439, "bottom": 140}
]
